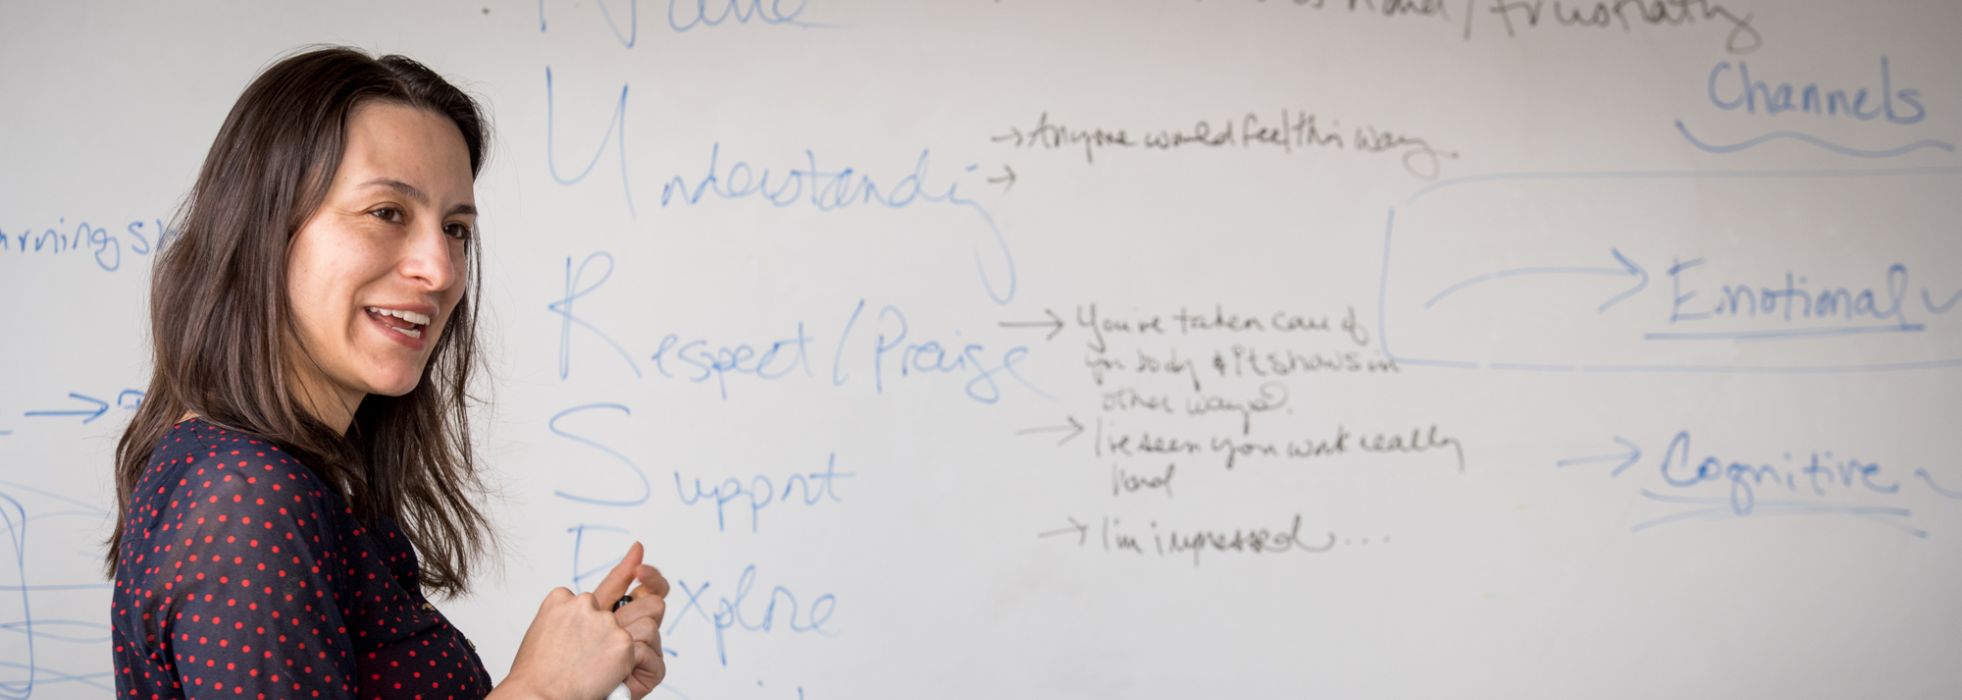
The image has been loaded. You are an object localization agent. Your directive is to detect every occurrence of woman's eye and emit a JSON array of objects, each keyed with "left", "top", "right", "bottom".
[
  {"left": 369, "top": 207, "right": 403, "bottom": 223},
  {"left": 444, "top": 222, "right": 474, "bottom": 240}
]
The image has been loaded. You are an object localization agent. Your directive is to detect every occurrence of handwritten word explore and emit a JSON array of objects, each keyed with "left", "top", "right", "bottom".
[
  {"left": 673, "top": 452, "right": 854, "bottom": 533},
  {"left": 667, "top": 564, "right": 838, "bottom": 667}
]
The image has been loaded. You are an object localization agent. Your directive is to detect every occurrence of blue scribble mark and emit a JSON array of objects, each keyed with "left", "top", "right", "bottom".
[
  {"left": 0, "top": 482, "right": 106, "bottom": 518},
  {"left": 565, "top": 523, "right": 634, "bottom": 592},
  {"left": 0, "top": 619, "right": 110, "bottom": 644},
  {"left": 0, "top": 491, "right": 32, "bottom": 700},
  {"left": 1675, "top": 120, "right": 1954, "bottom": 158},
  {"left": 0, "top": 658, "right": 113, "bottom": 694},
  {"left": 1914, "top": 469, "right": 1962, "bottom": 500},
  {"left": 548, "top": 403, "right": 651, "bottom": 507},
  {"left": 1631, "top": 489, "right": 1925, "bottom": 538},
  {"left": 1643, "top": 323, "right": 1924, "bottom": 341},
  {"left": 1422, "top": 248, "right": 1645, "bottom": 312},
  {"left": 539, "top": 0, "right": 641, "bottom": 46},
  {"left": 1554, "top": 437, "right": 1642, "bottom": 477},
  {"left": 1403, "top": 166, "right": 1962, "bottom": 208},
  {"left": 551, "top": 253, "right": 644, "bottom": 380},
  {"left": 1376, "top": 209, "right": 1398, "bottom": 361},
  {"left": 1924, "top": 287, "right": 1962, "bottom": 314},
  {"left": 544, "top": 67, "right": 635, "bottom": 218},
  {"left": 0, "top": 490, "right": 106, "bottom": 697},
  {"left": 601, "top": 0, "right": 637, "bottom": 44},
  {"left": 1488, "top": 362, "right": 1574, "bottom": 372},
  {"left": 669, "top": 0, "right": 834, "bottom": 31},
  {"left": 541, "top": 0, "right": 834, "bottom": 39}
]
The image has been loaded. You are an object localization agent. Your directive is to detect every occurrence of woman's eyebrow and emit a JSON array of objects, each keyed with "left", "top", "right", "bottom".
[{"left": 359, "top": 177, "right": 476, "bottom": 217}]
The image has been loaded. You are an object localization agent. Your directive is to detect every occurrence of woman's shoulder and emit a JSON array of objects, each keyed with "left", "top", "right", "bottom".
[{"left": 127, "top": 417, "right": 352, "bottom": 533}]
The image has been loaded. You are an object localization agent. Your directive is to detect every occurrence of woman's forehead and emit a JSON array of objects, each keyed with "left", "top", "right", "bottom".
[{"left": 335, "top": 102, "right": 473, "bottom": 200}]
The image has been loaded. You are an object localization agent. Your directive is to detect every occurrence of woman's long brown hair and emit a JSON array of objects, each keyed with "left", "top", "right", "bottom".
[{"left": 107, "top": 46, "right": 495, "bottom": 598}]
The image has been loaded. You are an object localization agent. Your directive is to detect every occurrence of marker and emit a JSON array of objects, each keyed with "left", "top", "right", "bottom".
[{"left": 607, "top": 596, "right": 635, "bottom": 699}]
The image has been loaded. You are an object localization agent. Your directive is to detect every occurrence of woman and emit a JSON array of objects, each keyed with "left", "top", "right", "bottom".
[{"left": 105, "top": 47, "right": 667, "bottom": 699}]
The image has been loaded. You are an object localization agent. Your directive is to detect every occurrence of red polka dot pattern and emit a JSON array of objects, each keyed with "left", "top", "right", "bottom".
[{"left": 111, "top": 419, "right": 494, "bottom": 699}]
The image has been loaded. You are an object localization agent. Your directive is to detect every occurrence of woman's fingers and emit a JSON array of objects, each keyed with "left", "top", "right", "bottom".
[
  {"left": 626, "top": 636, "right": 667, "bottom": 699},
  {"left": 631, "top": 564, "right": 670, "bottom": 600},
  {"left": 505, "top": 586, "right": 639, "bottom": 699},
  {"left": 591, "top": 542, "right": 645, "bottom": 609},
  {"left": 614, "top": 594, "right": 667, "bottom": 628},
  {"left": 623, "top": 616, "right": 659, "bottom": 645},
  {"left": 617, "top": 563, "right": 670, "bottom": 623}
]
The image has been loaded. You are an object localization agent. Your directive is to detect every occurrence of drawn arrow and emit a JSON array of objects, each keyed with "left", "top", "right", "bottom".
[
  {"left": 24, "top": 392, "right": 109, "bottom": 424},
  {"left": 1037, "top": 516, "right": 1089, "bottom": 546},
  {"left": 989, "top": 126, "right": 1025, "bottom": 145},
  {"left": 1425, "top": 248, "right": 1648, "bottom": 313},
  {"left": 998, "top": 308, "right": 1064, "bottom": 340},
  {"left": 986, "top": 164, "right": 1017, "bottom": 192},
  {"left": 1554, "top": 436, "right": 1642, "bottom": 477},
  {"left": 1017, "top": 416, "right": 1084, "bottom": 446}
]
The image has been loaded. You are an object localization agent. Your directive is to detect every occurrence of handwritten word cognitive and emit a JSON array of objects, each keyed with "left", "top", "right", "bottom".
[{"left": 1562, "top": 431, "right": 1962, "bottom": 537}]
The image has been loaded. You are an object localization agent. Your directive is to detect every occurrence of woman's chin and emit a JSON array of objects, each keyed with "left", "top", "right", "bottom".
[{"left": 366, "top": 375, "right": 424, "bottom": 397}]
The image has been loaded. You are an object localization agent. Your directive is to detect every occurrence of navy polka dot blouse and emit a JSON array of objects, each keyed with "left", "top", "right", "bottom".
[{"left": 111, "top": 418, "right": 494, "bottom": 699}]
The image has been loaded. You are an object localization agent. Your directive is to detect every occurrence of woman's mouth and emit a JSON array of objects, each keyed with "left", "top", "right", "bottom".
[{"left": 365, "top": 306, "right": 431, "bottom": 342}]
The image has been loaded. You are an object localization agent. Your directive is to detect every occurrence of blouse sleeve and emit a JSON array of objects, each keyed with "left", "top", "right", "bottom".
[{"left": 131, "top": 450, "right": 360, "bottom": 698}]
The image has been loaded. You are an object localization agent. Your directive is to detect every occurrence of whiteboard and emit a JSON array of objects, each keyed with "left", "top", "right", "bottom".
[{"left": 4, "top": 1, "right": 1961, "bottom": 698}]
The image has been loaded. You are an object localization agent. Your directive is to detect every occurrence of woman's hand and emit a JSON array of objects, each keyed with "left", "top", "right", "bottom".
[
  {"left": 496, "top": 543, "right": 659, "bottom": 699},
  {"left": 610, "top": 559, "right": 670, "bottom": 698}
]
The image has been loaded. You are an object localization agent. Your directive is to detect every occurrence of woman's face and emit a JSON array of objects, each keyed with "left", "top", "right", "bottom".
[{"left": 285, "top": 101, "right": 475, "bottom": 429}]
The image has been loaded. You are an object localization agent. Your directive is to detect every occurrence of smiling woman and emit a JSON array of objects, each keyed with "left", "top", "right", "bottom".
[
  {"left": 104, "top": 47, "right": 670, "bottom": 699},
  {"left": 284, "top": 102, "right": 478, "bottom": 429}
]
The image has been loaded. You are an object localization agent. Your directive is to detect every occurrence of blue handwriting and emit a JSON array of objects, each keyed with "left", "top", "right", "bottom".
[
  {"left": 666, "top": 564, "right": 837, "bottom": 667},
  {"left": 0, "top": 218, "right": 178, "bottom": 273},
  {"left": 539, "top": 0, "right": 828, "bottom": 46},
  {"left": 1662, "top": 259, "right": 1936, "bottom": 340},
  {"left": 672, "top": 452, "right": 852, "bottom": 533},
  {"left": 549, "top": 403, "right": 652, "bottom": 507}
]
